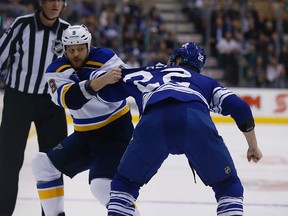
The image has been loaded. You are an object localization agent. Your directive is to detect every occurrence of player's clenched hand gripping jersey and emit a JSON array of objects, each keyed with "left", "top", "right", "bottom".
[{"left": 97, "top": 63, "right": 254, "bottom": 131}]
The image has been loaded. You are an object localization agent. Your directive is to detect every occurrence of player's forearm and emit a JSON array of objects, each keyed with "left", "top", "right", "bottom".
[
  {"left": 90, "top": 75, "right": 111, "bottom": 92},
  {"left": 244, "top": 129, "right": 263, "bottom": 162},
  {"left": 243, "top": 129, "right": 258, "bottom": 149},
  {"left": 87, "top": 68, "right": 121, "bottom": 94}
]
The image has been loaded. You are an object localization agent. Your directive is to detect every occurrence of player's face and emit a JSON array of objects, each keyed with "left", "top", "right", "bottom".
[
  {"left": 65, "top": 44, "right": 89, "bottom": 69},
  {"left": 41, "top": 0, "right": 65, "bottom": 20}
]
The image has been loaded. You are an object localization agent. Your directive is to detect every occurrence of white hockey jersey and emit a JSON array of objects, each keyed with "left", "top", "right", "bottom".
[{"left": 45, "top": 47, "right": 130, "bottom": 132}]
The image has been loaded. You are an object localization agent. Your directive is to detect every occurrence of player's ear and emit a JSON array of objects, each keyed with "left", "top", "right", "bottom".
[{"left": 175, "top": 57, "right": 182, "bottom": 66}]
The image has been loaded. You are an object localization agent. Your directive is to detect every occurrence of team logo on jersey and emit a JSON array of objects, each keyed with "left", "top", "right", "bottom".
[
  {"left": 48, "top": 79, "right": 57, "bottom": 93},
  {"left": 224, "top": 166, "right": 231, "bottom": 174},
  {"left": 51, "top": 39, "right": 64, "bottom": 56}
]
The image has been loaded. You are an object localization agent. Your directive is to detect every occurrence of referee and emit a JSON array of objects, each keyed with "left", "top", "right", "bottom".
[{"left": 0, "top": 0, "right": 69, "bottom": 215}]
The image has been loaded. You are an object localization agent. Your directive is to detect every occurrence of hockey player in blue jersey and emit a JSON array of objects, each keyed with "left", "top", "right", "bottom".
[
  {"left": 30, "top": 25, "right": 140, "bottom": 215},
  {"left": 91, "top": 42, "right": 263, "bottom": 215}
]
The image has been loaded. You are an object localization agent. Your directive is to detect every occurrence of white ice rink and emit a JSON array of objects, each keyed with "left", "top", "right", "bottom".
[{"left": 12, "top": 122, "right": 288, "bottom": 216}]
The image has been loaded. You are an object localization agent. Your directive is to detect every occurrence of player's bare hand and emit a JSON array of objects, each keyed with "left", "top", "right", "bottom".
[
  {"left": 104, "top": 68, "right": 122, "bottom": 84},
  {"left": 247, "top": 147, "right": 263, "bottom": 163}
]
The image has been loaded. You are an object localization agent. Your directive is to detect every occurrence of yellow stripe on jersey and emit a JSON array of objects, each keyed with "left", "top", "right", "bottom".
[
  {"left": 56, "top": 64, "right": 71, "bottom": 73},
  {"left": 74, "top": 104, "right": 130, "bottom": 131},
  {"left": 38, "top": 187, "right": 64, "bottom": 200},
  {"left": 60, "top": 84, "right": 73, "bottom": 109},
  {"left": 85, "top": 61, "right": 103, "bottom": 67}
]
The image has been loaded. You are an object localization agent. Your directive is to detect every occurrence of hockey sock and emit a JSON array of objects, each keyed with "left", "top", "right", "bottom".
[
  {"left": 217, "top": 196, "right": 243, "bottom": 216},
  {"left": 108, "top": 173, "right": 141, "bottom": 215},
  {"left": 108, "top": 191, "right": 136, "bottom": 216},
  {"left": 212, "top": 176, "right": 244, "bottom": 216},
  {"left": 37, "top": 178, "right": 64, "bottom": 216}
]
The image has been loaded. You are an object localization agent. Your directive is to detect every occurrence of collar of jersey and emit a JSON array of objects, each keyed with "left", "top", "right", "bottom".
[{"left": 35, "top": 10, "right": 59, "bottom": 33}]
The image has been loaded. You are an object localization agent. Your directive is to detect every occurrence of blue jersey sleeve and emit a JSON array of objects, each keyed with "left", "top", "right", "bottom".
[
  {"left": 221, "top": 94, "right": 255, "bottom": 132},
  {"left": 97, "top": 80, "right": 131, "bottom": 102}
]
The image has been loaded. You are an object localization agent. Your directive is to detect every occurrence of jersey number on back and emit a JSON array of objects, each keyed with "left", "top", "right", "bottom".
[{"left": 123, "top": 67, "right": 191, "bottom": 92}]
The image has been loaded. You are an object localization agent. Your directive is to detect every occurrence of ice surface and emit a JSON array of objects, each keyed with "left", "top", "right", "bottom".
[{"left": 14, "top": 123, "right": 288, "bottom": 215}]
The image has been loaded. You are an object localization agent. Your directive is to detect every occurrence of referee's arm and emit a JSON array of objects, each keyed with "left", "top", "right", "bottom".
[{"left": 0, "top": 17, "right": 21, "bottom": 70}]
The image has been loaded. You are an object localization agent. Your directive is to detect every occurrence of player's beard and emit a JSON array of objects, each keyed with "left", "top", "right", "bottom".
[{"left": 71, "top": 60, "right": 84, "bottom": 69}]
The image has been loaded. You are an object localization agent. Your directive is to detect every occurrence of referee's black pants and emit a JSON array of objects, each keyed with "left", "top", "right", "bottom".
[{"left": 0, "top": 87, "right": 68, "bottom": 216}]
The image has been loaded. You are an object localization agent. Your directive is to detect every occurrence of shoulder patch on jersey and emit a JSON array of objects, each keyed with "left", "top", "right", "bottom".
[{"left": 48, "top": 79, "right": 57, "bottom": 93}]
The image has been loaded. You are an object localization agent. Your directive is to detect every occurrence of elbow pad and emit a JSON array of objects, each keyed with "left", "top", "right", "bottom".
[{"left": 239, "top": 119, "right": 255, "bottom": 132}]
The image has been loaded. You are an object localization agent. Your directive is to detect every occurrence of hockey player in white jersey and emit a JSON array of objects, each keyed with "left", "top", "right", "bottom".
[
  {"left": 92, "top": 42, "right": 263, "bottom": 215},
  {"left": 31, "top": 25, "right": 140, "bottom": 215}
]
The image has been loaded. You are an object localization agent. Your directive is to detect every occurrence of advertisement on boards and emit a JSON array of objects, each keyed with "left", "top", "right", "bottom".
[
  {"left": 128, "top": 88, "right": 288, "bottom": 124},
  {"left": 213, "top": 88, "right": 288, "bottom": 124}
]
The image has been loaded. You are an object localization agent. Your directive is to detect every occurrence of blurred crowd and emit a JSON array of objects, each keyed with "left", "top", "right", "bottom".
[
  {"left": 1, "top": 0, "right": 288, "bottom": 88},
  {"left": 68, "top": 0, "right": 179, "bottom": 67},
  {"left": 182, "top": 0, "right": 288, "bottom": 88},
  {"left": 0, "top": 0, "right": 179, "bottom": 71}
]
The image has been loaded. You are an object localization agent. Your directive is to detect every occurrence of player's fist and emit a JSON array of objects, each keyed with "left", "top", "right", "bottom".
[
  {"left": 247, "top": 147, "right": 263, "bottom": 163},
  {"left": 104, "top": 68, "right": 122, "bottom": 84}
]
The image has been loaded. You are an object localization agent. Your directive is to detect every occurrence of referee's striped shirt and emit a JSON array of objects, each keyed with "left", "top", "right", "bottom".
[{"left": 0, "top": 10, "right": 69, "bottom": 94}]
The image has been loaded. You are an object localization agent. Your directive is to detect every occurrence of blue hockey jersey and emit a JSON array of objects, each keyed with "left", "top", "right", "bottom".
[
  {"left": 45, "top": 46, "right": 130, "bottom": 132},
  {"left": 97, "top": 64, "right": 254, "bottom": 131}
]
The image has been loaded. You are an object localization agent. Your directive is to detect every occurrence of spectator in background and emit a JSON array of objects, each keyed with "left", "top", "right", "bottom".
[
  {"left": 102, "top": 14, "right": 120, "bottom": 42},
  {"left": 255, "top": 32, "right": 269, "bottom": 57},
  {"left": 262, "top": 19, "right": 275, "bottom": 39},
  {"left": 61, "top": 4, "right": 80, "bottom": 25},
  {"left": 244, "top": 67, "right": 256, "bottom": 87},
  {"left": 253, "top": 55, "right": 267, "bottom": 87},
  {"left": 125, "top": 39, "right": 141, "bottom": 57},
  {"left": 269, "top": 32, "right": 282, "bottom": 58},
  {"left": 210, "top": 14, "right": 225, "bottom": 57},
  {"left": 126, "top": 53, "right": 141, "bottom": 68},
  {"left": 164, "top": 30, "right": 177, "bottom": 53},
  {"left": 242, "top": 43, "right": 258, "bottom": 87},
  {"left": 157, "top": 40, "right": 171, "bottom": 64},
  {"left": 243, "top": 21, "right": 260, "bottom": 43},
  {"left": 279, "top": 43, "right": 288, "bottom": 87},
  {"left": 2, "top": 0, "right": 29, "bottom": 18},
  {"left": 80, "top": 9, "right": 99, "bottom": 46},
  {"left": 261, "top": 43, "right": 276, "bottom": 67},
  {"left": 266, "top": 56, "right": 285, "bottom": 88},
  {"left": 146, "top": 51, "right": 159, "bottom": 66},
  {"left": 281, "top": 10, "right": 288, "bottom": 42},
  {"left": 216, "top": 30, "right": 241, "bottom": 86},
  {"left": 149, "top": 6, "right": 164, "bottom": 33}
]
